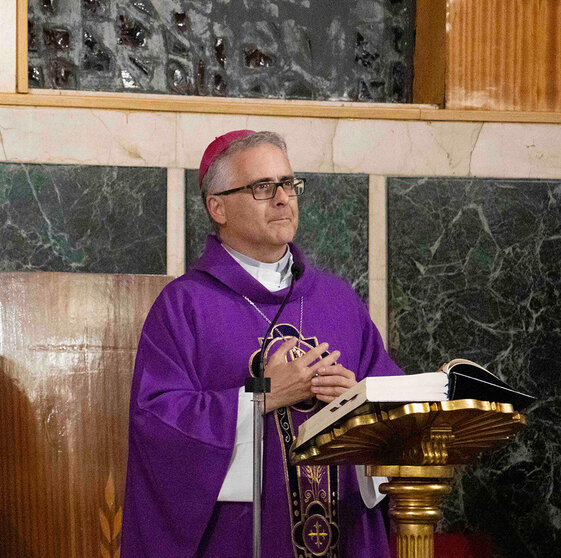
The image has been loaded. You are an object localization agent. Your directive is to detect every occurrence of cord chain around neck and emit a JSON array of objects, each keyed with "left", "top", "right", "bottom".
[{"left": 243, "top": 295, "right": 304, "bottom": 356}]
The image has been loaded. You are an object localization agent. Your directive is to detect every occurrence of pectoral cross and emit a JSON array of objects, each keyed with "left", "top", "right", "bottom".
[{"left": 289, "top": 345, "right": 306, "bottom": 359}]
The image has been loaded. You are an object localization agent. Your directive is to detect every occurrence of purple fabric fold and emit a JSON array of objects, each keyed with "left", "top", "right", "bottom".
[{"left": 122, "top": 235, "right": 402, "bottom": 557}]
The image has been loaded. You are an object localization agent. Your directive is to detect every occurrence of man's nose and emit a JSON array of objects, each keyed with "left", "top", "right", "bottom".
[{"left": 273, "top": 184, "right": 290, "bottom": 204}]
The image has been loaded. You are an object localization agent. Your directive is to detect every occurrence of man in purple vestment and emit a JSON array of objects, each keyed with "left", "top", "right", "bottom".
[{"left": 121, "top": 130, "right": 403, "bottom": 558}]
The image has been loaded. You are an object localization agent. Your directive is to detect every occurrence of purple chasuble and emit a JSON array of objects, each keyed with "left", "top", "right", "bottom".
[{"left": 121, "top": 235, "right": 403, "bottom": 558}]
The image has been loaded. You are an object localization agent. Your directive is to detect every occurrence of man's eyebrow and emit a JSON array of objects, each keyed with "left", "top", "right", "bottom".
[{"left": 250, "top": 174, "right": 295, "bottom": 184}]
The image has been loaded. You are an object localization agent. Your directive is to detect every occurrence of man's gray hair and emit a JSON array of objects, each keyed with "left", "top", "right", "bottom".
[{"left": 200, "top": 131, "right": 287, "bottom": 233}]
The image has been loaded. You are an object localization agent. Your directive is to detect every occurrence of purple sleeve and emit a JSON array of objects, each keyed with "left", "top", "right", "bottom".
[
  {"left": 121, "top": 286, "right": 239, "bottom": 557},
  {"left": 357, "top": 302, "right": 403, "bottom": 381}
]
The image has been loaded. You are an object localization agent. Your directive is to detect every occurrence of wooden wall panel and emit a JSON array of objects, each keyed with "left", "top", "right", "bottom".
[
  {"left": 447, "top": 0, "right": 561, "bottom": 111},
  {"left": 0, "top": 273, "right": 173, "bottom": 558},
  {"left": 413, "top": 0, "right": 447, "bottom": 105}
]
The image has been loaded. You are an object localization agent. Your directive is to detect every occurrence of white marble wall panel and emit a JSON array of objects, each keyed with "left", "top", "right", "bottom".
[
  {"left": 0, "top": 1, "right": 16, "bottom": 93},
  {"left": 176, "top": 113, "right": 251, "bottom": 169},
  {"left": 470, "top": 123, "right": 561, "bottom": 178},
  {"left": 245, "top": 116, "right": 337, "bottom": 173},
  {"left": 2, "top": 105, "right": 561, "bottom": 180},
  {"left": 0, "top": 106, "right": 176, "bottom": 167},
  {"left": 167, "top": 168, "right": 186, "bottom": 277},
  {"left": 368, "top": 175, "right": 388, "bottom": 347},
  {"left": 332, "top": 120, "right": 484, "bottom": 176}
]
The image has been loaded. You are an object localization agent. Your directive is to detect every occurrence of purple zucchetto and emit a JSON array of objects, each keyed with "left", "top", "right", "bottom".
[{"left": 198, "top": 129, "right": 256, "bottom": 187}]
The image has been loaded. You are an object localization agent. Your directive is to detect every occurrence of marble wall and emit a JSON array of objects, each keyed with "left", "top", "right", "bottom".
[
  {"left": 186, "top": 170, "right": 370, "bottom": 299},
  {"left": 27, "top": 0, "right": 414, "bottom": 102},
  {"left": 0, "top": 162, "right": 166, "bottom": 273},
  {"left": 388, "top": 177, "right": 561, "bottom": 558},
  {"left": 1, "top": 81, "right": 561, "bottom": 554}
]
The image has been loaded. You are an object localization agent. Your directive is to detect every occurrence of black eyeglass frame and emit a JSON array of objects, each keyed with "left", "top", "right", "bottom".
[{"left": 212, "top": 177, "right": 306, "bottom": 200}]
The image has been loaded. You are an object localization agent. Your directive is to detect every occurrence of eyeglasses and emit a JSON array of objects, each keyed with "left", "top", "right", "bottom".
[{"left": 213, "top": 178, "right": 305, "bottom": 200}]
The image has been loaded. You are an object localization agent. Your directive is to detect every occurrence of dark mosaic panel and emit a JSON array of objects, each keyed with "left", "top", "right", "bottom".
[
  {"left": 186, "top": 171, "right": 369, "bottom": 300},
  {"left": 28, "top": 0, "right": 415, "bottom": 103},
  {"left": 0, "top": 163, "right": 166, "bottom": 274},
  {"left": 388, "top": 177, "right": 561, "bottom": 558}
]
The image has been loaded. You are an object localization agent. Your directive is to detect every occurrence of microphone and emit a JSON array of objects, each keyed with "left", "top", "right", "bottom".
[
  {"left": 291, "top": 262, "right": 305, "bottom": 281},
  {"left": 245, "top": 262, "right": 305, "bottom": 394}
]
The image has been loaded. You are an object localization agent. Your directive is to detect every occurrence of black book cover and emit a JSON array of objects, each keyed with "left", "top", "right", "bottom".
[{"left": 446, "top": 361, "right": 536, "bottom": 410}]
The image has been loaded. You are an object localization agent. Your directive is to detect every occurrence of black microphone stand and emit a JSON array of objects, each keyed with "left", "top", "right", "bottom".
[{"left": 244, "top": 262, "right": 304, "bottom": 558}]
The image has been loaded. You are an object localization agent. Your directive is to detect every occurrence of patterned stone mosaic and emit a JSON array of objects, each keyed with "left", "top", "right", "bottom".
[
  {"left": 186, "top": 171, "right": 369, "bottom": 300},
  {"left": 0, "top": 163, "right": 166, "bottom": 273},
  {"left": 28, "top": 0, "right": 414, "bottom": 102},
  {"left": 388, "top": 177, "right": 561, "bottom": 558}
]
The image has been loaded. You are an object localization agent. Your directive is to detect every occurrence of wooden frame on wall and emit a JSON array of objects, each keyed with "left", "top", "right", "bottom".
[
  {"left": 413, "top": 0, "right": 446, "bottom": 107},
  {"left": 16, "top": 0, "right": 28, "bottom": 93},
  {"left": 6, "top": 0, "right": 561, "bottom": 123}
]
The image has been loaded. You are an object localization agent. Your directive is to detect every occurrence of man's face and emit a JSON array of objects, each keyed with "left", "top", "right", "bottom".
[{"left": 208, "top": 143, "right": 299, "bottom": 263}]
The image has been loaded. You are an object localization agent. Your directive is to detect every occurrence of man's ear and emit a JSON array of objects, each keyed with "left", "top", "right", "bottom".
[{"left": 207, "top": 195, "right": 227, "bottom": 225}]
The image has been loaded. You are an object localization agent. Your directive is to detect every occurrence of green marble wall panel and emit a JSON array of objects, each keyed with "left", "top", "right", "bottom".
[
  {"left": 0, "top": 163, "right": 166, "bottom": 273},
  {"left": 28, "top": 0, "right": 414, "bottom": 103},
  {"left": 186, "top": 171, "right": 369, "bottom": 300},
  {"left": 388, "top": 177, "right": 561, "bottom": 558}
]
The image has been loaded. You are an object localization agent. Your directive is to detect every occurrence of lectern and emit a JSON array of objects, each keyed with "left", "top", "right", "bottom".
[{"left": 291, "top": 399, "right": 526, "bottom": 558}]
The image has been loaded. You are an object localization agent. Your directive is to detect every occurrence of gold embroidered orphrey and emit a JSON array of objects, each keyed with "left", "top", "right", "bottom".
[
  {"left": 275, "top": 404, "right": 339, "bottom": 558},
  {"left": 249, "top": 323, "right": 340, "bottom": 558}
]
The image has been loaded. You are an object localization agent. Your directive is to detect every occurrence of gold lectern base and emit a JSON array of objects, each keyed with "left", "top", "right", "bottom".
[{"left": 370, "top": 466, "right": 454, "bottom": 558}]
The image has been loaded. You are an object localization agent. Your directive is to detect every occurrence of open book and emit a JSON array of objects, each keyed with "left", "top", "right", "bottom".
[{"left": 296, "top": 358, "right": 535, "bottom": 448}]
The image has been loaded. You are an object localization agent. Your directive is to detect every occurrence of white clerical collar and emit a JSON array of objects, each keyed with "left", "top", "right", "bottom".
[{"left": 222, "top": 243, "right": 293, "bottom": 292}]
